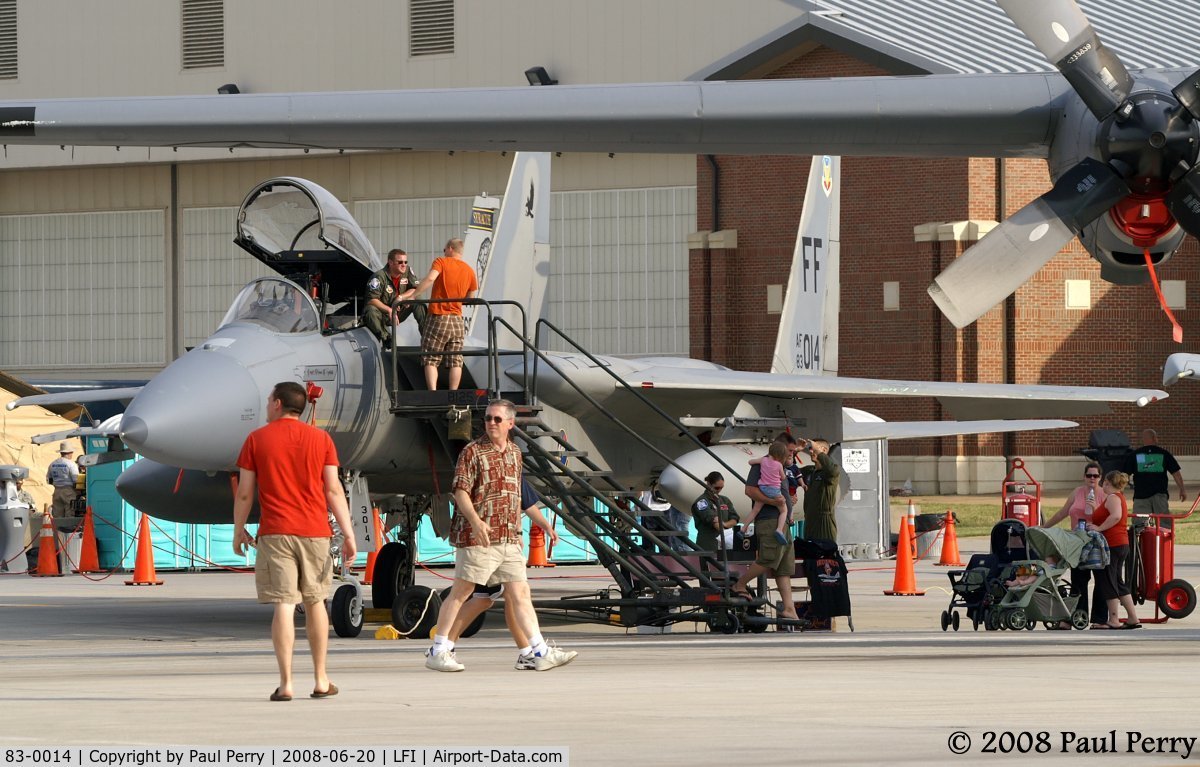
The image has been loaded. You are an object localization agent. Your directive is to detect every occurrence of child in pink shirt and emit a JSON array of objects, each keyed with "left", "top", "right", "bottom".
[{"left": 743, "top": 441, "right": 791, "bottom": 544}]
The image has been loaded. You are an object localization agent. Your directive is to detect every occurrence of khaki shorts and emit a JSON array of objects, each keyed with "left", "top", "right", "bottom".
[
  {"left": 1133, "top": 494, "right": 1170, "bottom": 516},
  {"left": 421, "top": 314, "right": 464, "bottom": 367},
  {"left": 455, "top": 543, "right": 527, "bottom": 586},
  {"left": 754, "top": 524, "right": 795, "bottom": 576},
  {"left": 255, "top": 534, "right": 333, "bottom": 604}
]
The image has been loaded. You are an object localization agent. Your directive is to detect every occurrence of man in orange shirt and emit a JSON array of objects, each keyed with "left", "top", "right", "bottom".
[
  {"left": 233, "top": 381, "right": 357, "bottom": 702},
  {"left": 398, "top": 238, "right": 479, "bottom": 390}
]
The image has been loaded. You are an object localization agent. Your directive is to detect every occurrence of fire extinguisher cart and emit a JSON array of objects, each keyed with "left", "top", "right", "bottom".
[
  {"left": 1127, "top": 505, "right": 1197, "bottom": 623},
  {"left": 1001, "top": 458, "right": 1042, "bottom": 527}
]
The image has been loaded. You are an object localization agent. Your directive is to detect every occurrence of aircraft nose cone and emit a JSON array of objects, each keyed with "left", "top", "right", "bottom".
[
  {"left": 121, "top": 350, "right": 261, "bottom": 470},
  {"left": 120, "top": 415, "right": 148, "bottom": 446}
]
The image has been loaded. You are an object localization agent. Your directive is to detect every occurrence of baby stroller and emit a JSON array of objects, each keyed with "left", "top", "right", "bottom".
[
  {"left": 942, "top": 519, "right": 1028, "bottom": 631},
  {"left": 992, "top": 526, "right": 1090, "bottom": 630}
]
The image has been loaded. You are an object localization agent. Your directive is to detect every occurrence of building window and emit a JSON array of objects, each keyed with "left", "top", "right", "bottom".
[
  {"left": 0, "top": 0, "right": 16, "bottom": 81},
  {"left": 181, "top": 0, "right": 224, "bottom": 70},
  {"left": 410, "top": 0, "right": 454, "bottom": 57}
]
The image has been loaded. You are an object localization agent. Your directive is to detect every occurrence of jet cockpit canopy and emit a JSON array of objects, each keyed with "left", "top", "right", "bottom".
[
  {"left": 220, "top": 277, "right": 320, "bottom": 335},
  {"left": 235, "top": 177, "right": 383, "bottom": 306}
]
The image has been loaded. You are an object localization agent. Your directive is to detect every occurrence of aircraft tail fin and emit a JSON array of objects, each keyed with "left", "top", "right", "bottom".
[
  {"left": 770, "top": 155, "right": 840, "bottom": 376},
  {"left": 465, "top": 152, "right": 551, "bottom": 345}
]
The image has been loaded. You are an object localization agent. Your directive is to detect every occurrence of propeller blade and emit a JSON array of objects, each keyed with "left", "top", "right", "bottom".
[
  {"left": 1167, "top": 162, "right": 1200, "bottom": 237},
  {"left": 1171, "top": 68, "right": 1200, "bottom": 121},
  {"left": 998, "top": 0, "right": 1133, "bottom": 120},
  {"left": 928, "top": 158, "right": 1128, "bottom": 328}
]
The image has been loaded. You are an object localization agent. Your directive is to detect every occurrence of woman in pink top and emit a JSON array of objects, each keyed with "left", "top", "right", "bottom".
[{"left": 1040, "top": 461, "right": 1105, "bottom": 629}]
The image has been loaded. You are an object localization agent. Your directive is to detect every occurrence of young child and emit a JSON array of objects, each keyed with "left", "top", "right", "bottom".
[{"left": 743, "top": 441, "right": 791, "bottom": 544}]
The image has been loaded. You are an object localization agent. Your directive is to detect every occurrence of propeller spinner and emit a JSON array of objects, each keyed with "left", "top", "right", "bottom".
[{"left": 928, "top": 0, "right": 1200, "bottom": 328}]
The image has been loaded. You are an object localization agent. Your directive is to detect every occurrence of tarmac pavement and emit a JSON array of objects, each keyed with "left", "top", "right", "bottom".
[{"left": 1, "top": 541, "right": 1199, "bottom": 766}]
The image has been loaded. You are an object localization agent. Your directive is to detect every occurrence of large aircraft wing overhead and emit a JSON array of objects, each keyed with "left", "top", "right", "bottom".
[
  {"left": 6, "top": 387, "right": 144, "bottom": 411},
  {"left": 843, "top": 419, "right": 1077, "bottom": 442},
  {"left": 631, "top": 367, "right": 1165, "bottom": 419},
  {"left": 0, "top": 74, "right": 1066, "bottom": 157}
]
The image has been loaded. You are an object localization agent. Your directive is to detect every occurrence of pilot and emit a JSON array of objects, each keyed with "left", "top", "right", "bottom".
[
  {"left": 46, "top": 442, "right": 79, "bottom": 518},
  {"left": 691, "top": 471, "right": 739, "bottom": 564},
  {"left": 362, "top": 248, "right": 425, "bottom": 345}
]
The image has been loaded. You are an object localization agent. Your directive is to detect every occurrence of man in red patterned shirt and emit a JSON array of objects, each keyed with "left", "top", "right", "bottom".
[{"left": 424, "top": 399, "right": 577, "bottom": 672}]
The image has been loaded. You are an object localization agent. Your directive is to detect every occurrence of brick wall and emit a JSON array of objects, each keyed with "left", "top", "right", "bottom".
[{"left": 691, "top": 44, "right": 1200, "bottom": 460}]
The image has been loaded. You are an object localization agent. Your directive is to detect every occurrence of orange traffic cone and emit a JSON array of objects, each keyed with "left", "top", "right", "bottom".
[
  {"left": 363, "top": 507, "right": 384, "bottom": 585},
  {"left": 884, "top": 507, "right": 925, "bottom": 596},
  {"left": 74, "top": 507, "right": 101, "bottom": 573},
  {"left": 31, "top": 513, "right": 63, "bottom": 577},
  {"left": 935, "top": 509, "right": 964, "bottom": 567},
  {"left": 527, "top": 524, "right": 555, "bottom": 568},
  {"left": 125, "top": 513, "right": 163, "bottom": 586}
]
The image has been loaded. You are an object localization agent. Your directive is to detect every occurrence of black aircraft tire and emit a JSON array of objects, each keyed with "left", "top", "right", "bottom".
[
  {"left": 392, "top": 585, "right": 442, "bottom": 640},
  {"left": 371, "top": 541, "right": 409, "bottom": 610},
  {"left": 440, "top": 587, "right": 488, "bottom": 638},
  {"left": 331, "top": 584, "right": 363, "bottom": 638}
]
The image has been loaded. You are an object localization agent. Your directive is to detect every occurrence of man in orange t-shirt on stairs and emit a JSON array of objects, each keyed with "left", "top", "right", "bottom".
[
  {"left": 399, "top": 237, "right": 479, "bottom": 390},
  {"left": 233, "top": 381, "right": 357, "bottom": 702}
]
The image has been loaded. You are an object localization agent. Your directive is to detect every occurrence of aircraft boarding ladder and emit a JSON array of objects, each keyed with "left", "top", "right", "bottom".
[{"left": 382, "top": 298, "right": 804, "bottom": 633}]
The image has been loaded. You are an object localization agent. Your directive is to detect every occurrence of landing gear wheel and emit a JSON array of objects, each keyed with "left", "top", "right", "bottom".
[
  {"left": 440, "top": 587, "right": 488, "bottom": 638},
  {"left": 331, "top": 584, "right": 363, "bottom": 638},
  {"left": 370, "top": 541, "right": 410, "bottom": 610},
  {"left": 1157, "top": 579, "right": 1196, "bottom": 620},
  {"left": 391, "top": 585, "right": 441, "bottom": 640},
  {"left": 1070, "top": 608, "right": 1090, "bottom": 630},
  {"left": 940, "top": 610, "right": 950, "bottom": 631},
  {"left": 951, "top": 611, "right": 961, "bottom": 631}
]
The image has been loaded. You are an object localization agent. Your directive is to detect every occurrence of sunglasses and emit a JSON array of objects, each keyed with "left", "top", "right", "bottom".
[
  {"left": 484, "top": 415, "right": 508, "bottom": 424},
  {"left": 1085, "top": 474, "right": 1101, "bottom": 478},
  {"left": 396, "top": 261, "right": 407, "bottom": 265}
]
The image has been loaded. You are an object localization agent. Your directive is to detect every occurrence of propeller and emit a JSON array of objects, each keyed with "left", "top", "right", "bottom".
[
  {"left": 929, "top": 158, "right": 1129, "bottom": 327},
  {"left": 998, "top": 0, "right": 1132, "bottom": 120},
  {"left": 927, "top": 0, "right": 1200, "bottom": 328}
]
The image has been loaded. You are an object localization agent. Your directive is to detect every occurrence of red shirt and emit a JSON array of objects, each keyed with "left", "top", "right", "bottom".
[
  {"left": 430, "top": 256, "right": 478, "bottom": 316},
  {"left": 1092, "top": 492, "right": 1130, "bottom": 548},
  {"left": 236, "top": 418, "right": 339, "bottom": 537}
]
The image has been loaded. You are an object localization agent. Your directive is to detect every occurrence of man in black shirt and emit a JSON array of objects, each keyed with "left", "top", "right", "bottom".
[{"left": 1126, "top": 429, "right": 1186, "bottom": 526}]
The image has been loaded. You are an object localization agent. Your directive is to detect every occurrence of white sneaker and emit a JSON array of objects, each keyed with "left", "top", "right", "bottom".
[
  {"left": 514, "top": 652, "right": 537, "bottom": 671},
  {"left": 425, "top": 649, "right": 465, "bottom": 672},
  {"left": 532, "top": 643, "right": 577, "bottom": 671}
]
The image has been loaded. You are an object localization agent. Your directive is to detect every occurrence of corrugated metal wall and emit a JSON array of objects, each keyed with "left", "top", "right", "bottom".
[{"left": 0, "top": 210, "right": 165, "bottom": 368}]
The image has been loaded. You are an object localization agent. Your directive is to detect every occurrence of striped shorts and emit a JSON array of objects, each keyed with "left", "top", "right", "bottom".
[{"left": 421, "top": 313, "right": 465, "bottom": 367}]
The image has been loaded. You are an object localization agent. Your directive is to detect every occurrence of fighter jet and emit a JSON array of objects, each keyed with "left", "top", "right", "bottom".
[{"left": 0, "top": 1, "right": 1195, "bottom": 330}]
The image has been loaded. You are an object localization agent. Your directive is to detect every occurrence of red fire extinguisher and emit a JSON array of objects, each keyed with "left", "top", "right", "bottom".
[{"left": 1001, "top": 457, "right": 1042, "bottom": 527}]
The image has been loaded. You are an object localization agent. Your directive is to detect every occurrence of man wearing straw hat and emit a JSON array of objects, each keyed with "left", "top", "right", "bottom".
[{"left": 46, "top": 442, "right": 79, "bottom": 518}]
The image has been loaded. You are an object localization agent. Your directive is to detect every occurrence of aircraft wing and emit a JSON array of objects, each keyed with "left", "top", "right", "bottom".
[
  {"left": 6, "top": 386, "right": 144, "bottom": 411},
  {"left": 632, "top": 367, "right": 1164, "bottom": 419},
  {"left": 843, "top": 419, "right": 1077, "bottom": 442},
  {"left": 1163, "top": 353, "right": 1200, "bottom": 386},
  {"left": 0, "top": 73, "right": 1069, "bottom": 157}
]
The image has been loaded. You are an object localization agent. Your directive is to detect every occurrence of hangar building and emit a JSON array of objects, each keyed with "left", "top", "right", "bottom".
[{"left": 0, "top": 0, "right": 1196, "bottom": 492}]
